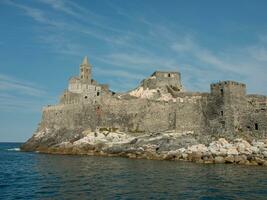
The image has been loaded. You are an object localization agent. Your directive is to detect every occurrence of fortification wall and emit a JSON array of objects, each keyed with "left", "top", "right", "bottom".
[
  {"left": 40, "top": 80, "right": 267, "bottom": 138},
  {"left": 40, "top": 94, "right": 208, "bottom": 135},
  {"left": 237, "top": 95, "right": 267, "bottom": 136}
]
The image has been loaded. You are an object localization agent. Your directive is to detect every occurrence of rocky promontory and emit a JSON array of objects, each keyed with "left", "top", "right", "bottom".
[{"left": 21, "top": 128, "right": 267, "bottom": 166}]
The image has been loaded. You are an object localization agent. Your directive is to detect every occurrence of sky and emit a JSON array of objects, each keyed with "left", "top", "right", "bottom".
[{"left": 0, "top": 0, "right": 267, "bottom": 142}]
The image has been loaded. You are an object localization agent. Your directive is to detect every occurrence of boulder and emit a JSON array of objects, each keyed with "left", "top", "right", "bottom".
[
  {"left": 249, "top": 160, "right": 259, "bottom": 166},
  {"left": 164, "top": 150, "right": 179, "bottom": 160},
  {"left": 227, "top": 147, "right": 239, "bottom": 156},
  {"left": 254, "top": 157, "right": 266, "bottom": 165},
  {"left": 262, "top": 151, "right": 267, "bottom": 158},
  {"left": 214, "top": 156, "right": 225, "bottom": 164},
  {"left": 182, "top": 153, "right": 188, "bottom": 159},
  {"left": 209, "top": 146, "right": 220, "bottom": 156},
  {"left": 234, "top": 155, "right": 247, "bottom": 164},
  {"left": 225, "top": 155, "right": 235, "bottom": 163},
  {"left": 251, "top": 146, "right": 260, "bottom": 154},
  {"left": 217, "top": 148, "right": 227, "bottom": 156},
  {"left": 187, "top": 144, "right": 208, "bottom": 153},
  {"left": 218, "top": 138, "right": 229, "bottom": 147},
  {"left": 188, "top": 151, "right": 203, "bottom": 162},
  {"left": 204, "top": 160, "right": 214, "bottom": 164},
  {"left": 252, "top": 141, "right": 265, "bottom": 148}
]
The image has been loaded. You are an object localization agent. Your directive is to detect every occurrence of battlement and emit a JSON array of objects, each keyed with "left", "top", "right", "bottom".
[
  {"left": 210, "top": 80, "right": 246, "bottom": 97},
  {"left": 211, "top": 81, "right": 246, "bottom": 88}
]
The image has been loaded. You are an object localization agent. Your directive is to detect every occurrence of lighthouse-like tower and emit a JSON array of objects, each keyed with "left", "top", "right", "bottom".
[{"left": 80, "top": 56, "right": 91, "bottom": 82}]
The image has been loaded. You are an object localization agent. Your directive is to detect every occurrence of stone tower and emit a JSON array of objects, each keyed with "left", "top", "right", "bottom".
[
  {"left": 209, "top": 81, "right": 247, "bottom": 134},
  {"left": 80, "top": 56, "right": 91, "bottom": 82}
]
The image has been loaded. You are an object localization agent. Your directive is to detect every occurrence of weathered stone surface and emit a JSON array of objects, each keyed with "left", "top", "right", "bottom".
[
  {"left": 263, "top": 151, "right": 267, "bottom": 158},
  {"left": 214, "top": 156, "right": 225, "bottom": 164},
  {"left": 21, "top": 57, "right": 267, "bottom": 167},
  {"left": 227, "top": 148, "right": 239, "bottom": 156},
  {"left": 225, "top": 155, "right": 235, "bottom": 163},
  {"left": 234, "top": 155, "right": 247, "bottom": 164}
]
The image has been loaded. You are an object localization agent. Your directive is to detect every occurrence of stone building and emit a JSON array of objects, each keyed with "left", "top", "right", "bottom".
[
  {"left": 59, "top": 56, "right": 109, "bottom": 105},
  {"left": 42, "top": 56, "right": 267, "bottom": 138}
]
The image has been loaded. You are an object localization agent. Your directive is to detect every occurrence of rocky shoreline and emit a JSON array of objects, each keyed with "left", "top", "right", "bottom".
[
  {"left": 164, "top": 138, "right": 267, "bottom": 166},
  {"left": 21, "top": 129, "right": 267, "bottom": 166}
]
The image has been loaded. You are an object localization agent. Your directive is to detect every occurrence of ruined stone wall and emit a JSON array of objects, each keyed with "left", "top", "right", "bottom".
[
  {"left": 40, "top": 79, "right": 267, "bottom": 139},
  {"left": 238, "top": 95, "right": 267, "bottom": 137},
  {"left": 141, "top": 72, "right": 182, "bottom": 91},
  {"left": 207, "top": 81, "right": 267, "bottom": 137}
]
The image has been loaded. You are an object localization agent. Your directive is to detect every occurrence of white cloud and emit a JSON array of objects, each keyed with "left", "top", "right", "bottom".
[
  {"left": 38, "top": 0, "right": 82, "bottom": 18},
  {"left": 3, "top": 0, "right": 267, "bottom": 95},
  {"left": 248, "top": 46, "right": 267, "bottom": 62},
  {"left": 0, "top": 74, "right": 53, "bottom": 112},
  {"left": 94, "top": 67, "right": 144, "bottom": 81},
  {"left": 171, "top": 36, "right": 267, "bottom": 94},
  {"left": 0, "top": 74, "right": 46, "bottom": 97}
]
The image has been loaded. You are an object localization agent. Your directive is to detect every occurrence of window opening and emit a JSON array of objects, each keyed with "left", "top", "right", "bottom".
[
  {"left": 255, "top": 123, "right": 259, "bottom": 130},
  {"left": 220, "top": 89, "right": 224, "bottom": 96}
]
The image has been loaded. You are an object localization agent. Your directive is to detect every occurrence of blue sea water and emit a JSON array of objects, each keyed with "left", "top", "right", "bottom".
[{"left": 0, "top": 143, "right": 267, "bottom": 200}]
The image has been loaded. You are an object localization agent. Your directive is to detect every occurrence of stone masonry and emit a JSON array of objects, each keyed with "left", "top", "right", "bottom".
[{"left": 40, "top": 56, "right": 267, "bottom": 139}]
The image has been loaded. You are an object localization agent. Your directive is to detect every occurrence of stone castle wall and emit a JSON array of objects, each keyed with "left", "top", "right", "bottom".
[
  {"left": 38, "top": 57, "right": 267, "bottom": 139},
  {"left": 42, "top": 93, "right": 209, "bottom": 135}
]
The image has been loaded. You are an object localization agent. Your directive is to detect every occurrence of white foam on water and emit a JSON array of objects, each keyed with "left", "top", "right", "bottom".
[{"left": 7, "top": 148, "right": 20, "bottom": 151}]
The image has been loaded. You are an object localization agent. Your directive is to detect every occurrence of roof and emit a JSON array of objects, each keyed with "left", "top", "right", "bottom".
[
  {"left": 69, "top": 76, "right": 80, "bottom": 83},
  {"left": 81, "top": 56, "right": 89, "bottom": 65}
]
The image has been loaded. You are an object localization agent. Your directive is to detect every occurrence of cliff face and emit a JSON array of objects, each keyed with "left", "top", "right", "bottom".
[{"left": 21, "top": 57, "right": 267, "bottom": 166}]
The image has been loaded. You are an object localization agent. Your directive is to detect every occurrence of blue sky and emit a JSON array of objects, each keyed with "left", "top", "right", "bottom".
[{"left": 0, "top": 0, "right": 267, "bottom": 142}]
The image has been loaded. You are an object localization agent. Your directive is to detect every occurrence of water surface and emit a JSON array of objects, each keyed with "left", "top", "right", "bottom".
[{"left": 1, "top": 143, "right": 267, "bottom": 199}]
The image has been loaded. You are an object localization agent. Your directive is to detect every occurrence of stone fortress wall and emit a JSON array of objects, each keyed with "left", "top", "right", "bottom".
[{"left": 41, "top": 56, "right": 267, "bottom": 138}]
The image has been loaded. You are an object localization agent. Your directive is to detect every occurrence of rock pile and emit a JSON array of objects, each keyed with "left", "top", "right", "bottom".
[
  {"left": 165, "top": 138, "right": 267, "bottom": 166},
  {"left": 22, "top": 127, "right": 267, "bottom": 167}
]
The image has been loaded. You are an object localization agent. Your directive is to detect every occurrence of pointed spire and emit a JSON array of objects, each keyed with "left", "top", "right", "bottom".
[{"left": 81, "top": 56, "right": 89, "bottom": 65}]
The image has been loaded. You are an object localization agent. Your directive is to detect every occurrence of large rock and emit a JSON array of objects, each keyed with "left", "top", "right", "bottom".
[
  {"left": 225, "top": 155, "right": 235, "bottom": 163},
  {"left": 251, "top": 146, "right": 260, "bottom": 154},
  {"left": 187, "top": 144, "right": 208, "bottom": 153},
  {"left": 218, "top": 138, "right": 229, "bottom": 147},
  {"left": 262, "top": 151, "right": 267, "bottom": 158},
  {"left": 188, "top": 151, "right": 203, "bottom": 162},
  {"left": 234, "top": 155, "right": 247, "bottom": 164},
  {"left": 214, "top": 156, "right": 225, "bottom": 164},
  {"left": 227, "top": 147, "right": 239, "bottom": 156}
]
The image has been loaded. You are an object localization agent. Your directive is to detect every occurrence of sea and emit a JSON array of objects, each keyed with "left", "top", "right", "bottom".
[{"left": 0, "top": 143, "right": 267, "bottom": 200}]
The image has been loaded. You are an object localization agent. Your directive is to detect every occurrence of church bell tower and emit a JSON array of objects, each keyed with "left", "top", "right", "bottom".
[{"left": 80, "top": 56, "right": 91, "bottom": 82}]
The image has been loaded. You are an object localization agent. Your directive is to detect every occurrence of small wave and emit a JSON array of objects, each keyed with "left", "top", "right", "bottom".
[{"left": 7, "top": 148, "right": 20, "bottom": 151}]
